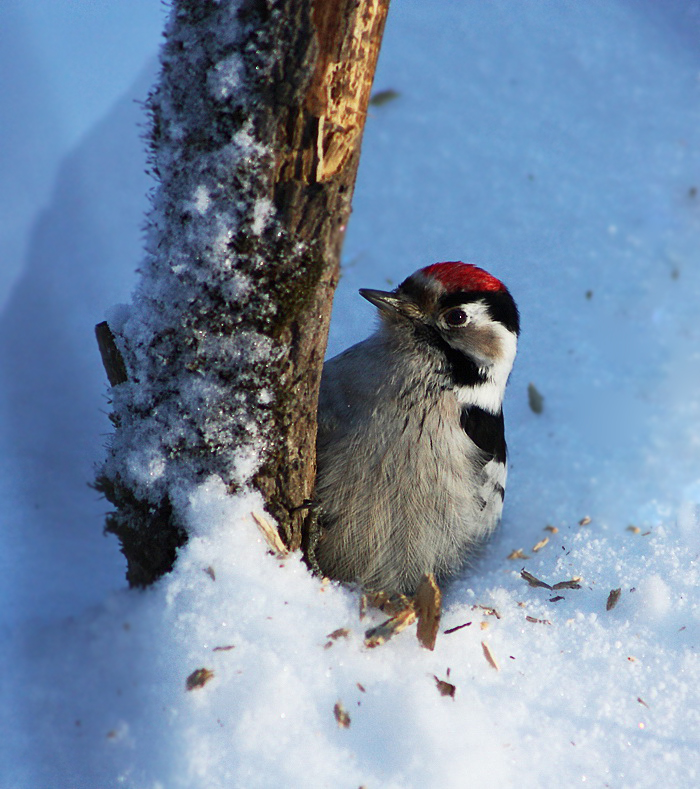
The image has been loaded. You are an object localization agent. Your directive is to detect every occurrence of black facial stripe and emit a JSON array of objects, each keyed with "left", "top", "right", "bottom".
[
  {"left": 440, "top": 291, "right": 520, "bottom": 336},
  {"left": 414, "top": 323, "right": 487, "bottom": 386},
  {"left": 460, "top": 406, "right": 507, "bottom": 463}
]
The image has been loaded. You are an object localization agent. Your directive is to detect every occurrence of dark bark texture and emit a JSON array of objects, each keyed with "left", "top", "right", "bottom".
[{"left": 96, "top": 0, "right": 390, "bottom": 585}]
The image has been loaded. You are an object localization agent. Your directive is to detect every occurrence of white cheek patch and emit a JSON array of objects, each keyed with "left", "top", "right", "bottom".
[
  {"left": 491, "top": 322, "right": 518, "bottom": 370},
  {"left": 445, "top": 300, "right": 515, "bottom": 363},
  {"left": 454, "top": 324, "right": 517, "bottom": 414}
]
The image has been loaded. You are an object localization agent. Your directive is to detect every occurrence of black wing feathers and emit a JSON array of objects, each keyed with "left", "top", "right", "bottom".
[{"left": 460, "top": 406, "right": 507, "bottom": 464}]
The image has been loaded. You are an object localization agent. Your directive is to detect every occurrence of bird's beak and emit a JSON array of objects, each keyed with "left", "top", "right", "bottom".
[{"left": 359, "top": 288, "right": 408, "bottom": 314}]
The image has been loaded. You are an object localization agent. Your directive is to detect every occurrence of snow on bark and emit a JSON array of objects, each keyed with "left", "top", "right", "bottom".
[{"left": 97, "top": 1, "right": 288, "bottom": 583}]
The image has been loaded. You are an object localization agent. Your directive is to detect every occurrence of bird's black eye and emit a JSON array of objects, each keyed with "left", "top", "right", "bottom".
[{"left": 444, "top": 307, "right": 469, "bottom": 327}]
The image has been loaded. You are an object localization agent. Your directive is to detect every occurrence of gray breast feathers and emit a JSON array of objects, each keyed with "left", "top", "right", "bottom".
[{"left": 315, "top": 340, "right": 506, "bottom": 593}]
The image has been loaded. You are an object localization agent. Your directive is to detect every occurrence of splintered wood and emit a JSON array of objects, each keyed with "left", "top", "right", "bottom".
[
  {"left": 306, "top": 0, "right": 390, "bottom": 183},
  {"left": 360, "top": 590, "right": 412, "bottom": 618},
  {"left": 251, "top": 512, "right": 288, "bottom": 557},
  {"left": 364, "top": 607, "right": 417, "bottom": 648},
  {"left": 363, "top": 573, "right": 442, "bottom": 649},
  {"left": 415, "top": 574, "right": 442, "bottom": 650}
]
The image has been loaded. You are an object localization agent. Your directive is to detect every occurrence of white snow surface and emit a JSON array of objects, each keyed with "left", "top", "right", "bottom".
[{"left": 3, "top": 1, "right": 700, "bottom": 786}]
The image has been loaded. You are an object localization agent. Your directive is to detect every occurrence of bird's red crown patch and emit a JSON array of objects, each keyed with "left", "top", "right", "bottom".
[{"left": 421, "top": 261, "right": 506, "bottom": 293}]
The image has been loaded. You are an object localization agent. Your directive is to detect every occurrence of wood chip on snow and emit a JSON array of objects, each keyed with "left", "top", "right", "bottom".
[
  {"left": 443, "top": 621, "right": 472, "bottom": 634},
  {"left": 186, "top": 667, "right": 214, "bottom": 691},
  {"left": 552, "top": 577, "right": 582, "bottom": 590},
  {"left": 481, "top": 641, "right": 499, "bottom": 671},
  {"left": 333, "top": 701, "right": 351, "bottom": 729},
  {"left": 474, "top": 604, "right": 501, "bottom": 619},
  {"left": 434, "top": 675, "right": 456, "bottom": 698},
  {"left": 606, "top": 588, "right": 622, "bottom": 611},
  {"left": 364, "top": 607, "right": 417, "bottom": 648},
  {"left": 415, "top": 573, "right": 442, "bottom": 651},
  {"left": 520, "top": 569, "right": 553, "bottom": 590},
  {"left": 324, "top": 627, "right": 351, "bottom": 649},
  {"left": 532, "top": 536, "right": 549, "bottom": 552},
  {"left": 525, "top": 615, "right": 552, "bottom": 625}
]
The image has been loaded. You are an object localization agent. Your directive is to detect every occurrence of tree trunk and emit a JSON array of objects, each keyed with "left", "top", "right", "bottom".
[{"left": 96, "top": 0, "right": 390, "bottom": 586}]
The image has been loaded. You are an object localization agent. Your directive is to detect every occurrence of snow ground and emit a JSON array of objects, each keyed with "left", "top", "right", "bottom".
[{"left": 3, "top": 1, "right": 700, "bottom": 787}]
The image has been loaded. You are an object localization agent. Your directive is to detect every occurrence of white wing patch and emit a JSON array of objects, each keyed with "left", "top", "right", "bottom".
[{"left": 478, "top": 458, "right": 507, "bottom": 531}]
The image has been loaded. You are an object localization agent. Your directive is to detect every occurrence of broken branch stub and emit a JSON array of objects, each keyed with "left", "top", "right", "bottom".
[{"left": 95, "top": 322, "right": 127, "bottom": 387}]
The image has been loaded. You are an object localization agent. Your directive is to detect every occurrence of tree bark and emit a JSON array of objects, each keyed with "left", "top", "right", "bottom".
[{"left": 96, "top": 0, "right": 390, "bottom": 585}]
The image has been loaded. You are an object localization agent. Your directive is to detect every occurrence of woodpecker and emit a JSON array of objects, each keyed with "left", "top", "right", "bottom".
[{"left": 314, "top": 261, "right": 519, "bottom": 595}]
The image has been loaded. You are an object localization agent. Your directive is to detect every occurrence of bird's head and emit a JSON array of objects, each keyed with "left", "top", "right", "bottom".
[{"left": 360, "top": 261, "right": 519, "bottom": 405}]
